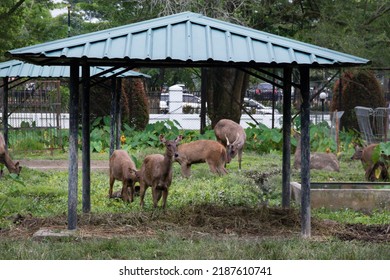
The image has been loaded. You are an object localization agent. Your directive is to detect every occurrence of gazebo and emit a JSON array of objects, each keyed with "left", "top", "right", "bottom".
[{"left": 5, "top": 12, "right": 370, "bottom": 237}]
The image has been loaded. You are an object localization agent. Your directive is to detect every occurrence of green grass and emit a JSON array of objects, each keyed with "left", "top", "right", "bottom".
[{"left": 0, "top": 236, "right": 389, "bottom": 260}]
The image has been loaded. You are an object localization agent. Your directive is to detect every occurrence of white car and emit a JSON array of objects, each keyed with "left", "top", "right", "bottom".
[
  {"left": 243, "top": 98, "right": 279, "bottom": 114},
  {"left": 160, "top": 93, "right": 202, "bottom": 113}
]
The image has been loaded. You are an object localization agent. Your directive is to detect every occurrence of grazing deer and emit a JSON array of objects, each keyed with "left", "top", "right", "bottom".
[
  {"left": 293, "top": 133, "right": 340, "bottom": 172},
  {"left": 0, "top": 133, "right": 21, "bottom": 177},
  {"left": 351, "top": 144, "right": 389, "bottom": 181},
  {"left": 139, "top": 134, "right": 182, "bottom": 208},
  {"left": 175, "top": 139, "right": 228, "bottom": 177},
  {"left": 214, "top": 119, "right": 246, "bottom": 170},
  {"left": 109, "top": 149, "right": 140, "bottom": 202}
]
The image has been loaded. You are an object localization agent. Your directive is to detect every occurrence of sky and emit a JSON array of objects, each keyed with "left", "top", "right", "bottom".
[{"left": 50, "top": 0, "right": 68, "bottom": 17}]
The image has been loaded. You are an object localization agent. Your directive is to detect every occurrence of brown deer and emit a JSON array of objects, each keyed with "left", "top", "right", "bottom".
[
  {"left": 293, "top": 134, "right": 340, "bottom": 172},
  {"left": 139, "top": 134, "right": 182, "bottom": 209},
  {"left": 0, "top": 133, "right": 21, "bottom": 177},
  {"left": 109, "top": 149, "right": 140, "bottom": 202},
  {"left": 214, "top": 119, "right": 246, "bottom": 170},
  {"left": 351, "top": 144, "right": 389, "bottom": 181},
  {"left": 175, "top": 139, "right": 228, "bottom": 177}
]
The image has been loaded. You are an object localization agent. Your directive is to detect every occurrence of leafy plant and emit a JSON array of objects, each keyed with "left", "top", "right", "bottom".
[
  {"left": 309, "top": 122, "right": 337, "bottom": 153},
  {"left": 245, "top": 123, "right": 286, "bottom": 154},
  {"left": 122, "top": 120, "right": 190, "bottom": 150},
  {"left": 89, "top": 116, "right": 111, "bottom": 152},
  {"left": 372, "top": 142, "right": 390, "bottom": 165}
]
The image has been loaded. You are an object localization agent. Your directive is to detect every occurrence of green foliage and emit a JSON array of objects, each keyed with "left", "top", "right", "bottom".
[
  {"left": 121, "top": 119, "right": 215, "bottom": 152},
  {"left": 122, "top": 120, "right": 180, "bottom": 150},
  {"left": 244, "top": 123, "right": 284, "bottom": 154},
  {"left": 372, "top": 142, "right": 390, "bottom": 165},
  {"left": 309, "top": 122, "right": 337, "bottom": 153},
  {"left": 8, "top": 128, "right": 65, "bottom": 151},
  {"left": 90, "top": 116, "right": 111, "bottom": 153},
  {"left": 0, "top": 0, "right": 65, "bottom": 61},
  {"left": 294, "top": 0, "right": 390, "bottom": 68},
  {"left": 245, "top": 120, "right": 361, "bottom": 156}
]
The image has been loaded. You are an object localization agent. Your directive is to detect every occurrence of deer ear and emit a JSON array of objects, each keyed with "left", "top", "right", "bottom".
[{"left": 176, "top": 135, "right": 183, "bottom": 142}]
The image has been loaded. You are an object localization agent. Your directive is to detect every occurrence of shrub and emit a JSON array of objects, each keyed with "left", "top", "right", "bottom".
[{"left": 330, "top": 69, "right": 385, "bottom": 131}]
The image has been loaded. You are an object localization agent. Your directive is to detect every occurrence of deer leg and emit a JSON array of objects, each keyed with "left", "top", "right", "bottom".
[
  {"left": 109, "top": 176, "right": 115, "bottom": 198},
  {"left": 238, "top": 149, "right": 243, "bottom": 170},
  {"left": 129, "top": 182, "right": 134, "bottom": 203},
  {"left": 180, "top": 163, "right": 191, "bottom": 178},
  {"left": 152, "top": 187, "right": 161, "bottom": 208},
  {"left": 217, "top": 163, "right": 228, "bottom": 175},
  {"left": 139, "top": 181, "right": 147, "bottom": 208},
  {"left": 161, "top": 189, "right": 168, "bottom": 209},
  {"left": 121, "top": 181, "right": 130, "bottom": 203},
  {"left": 208, "top": 162, "right": 218, "bottom": 174}
]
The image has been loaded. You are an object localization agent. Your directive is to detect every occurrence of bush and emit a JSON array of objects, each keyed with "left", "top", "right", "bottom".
[{"left": 330, "top": 69, "right": 385, "bottom": 131}]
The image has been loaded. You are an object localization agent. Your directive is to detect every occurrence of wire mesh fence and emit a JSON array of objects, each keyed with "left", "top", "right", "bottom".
[
  {"left": 1, "top": 80, "right": 65, "bottom": 152},
  {"left": 355, "top": 106, "right": 390, "bottom": 144}
]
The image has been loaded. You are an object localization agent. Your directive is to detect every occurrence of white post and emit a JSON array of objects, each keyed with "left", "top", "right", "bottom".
[{"left": 169, "top": 84, "right": 183, "bottom": 117}]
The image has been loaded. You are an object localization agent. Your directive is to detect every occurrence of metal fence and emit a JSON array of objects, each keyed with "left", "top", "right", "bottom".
[{"left": 0, "top": 80, "right": 64, "bottom": 152}]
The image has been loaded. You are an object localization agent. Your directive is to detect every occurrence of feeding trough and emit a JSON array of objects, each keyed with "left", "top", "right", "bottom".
[{"left": 291, "top": 182, "right": 390, "bottom": 211}]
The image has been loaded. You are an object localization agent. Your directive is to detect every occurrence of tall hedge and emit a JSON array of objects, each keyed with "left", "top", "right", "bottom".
[
  {"left": 121, "top": 78, "right": 149, "bottom": 131},
  {"left": 330, "top": 69, "right": 385, "bottom": 131}
]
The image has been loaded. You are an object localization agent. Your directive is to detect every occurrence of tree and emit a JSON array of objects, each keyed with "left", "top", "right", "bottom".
[
  {"left": 294, "top": 0, "right": 390, "bottom": 68},
  {"left": 205, "top": 67, "right": 249, "bottom": 125},
  {"left": 0, "top": 0, "right": 64, "bottom": 62},
  {"left": 3, "top": 0, "right": 389, "bottom": 127},
  {"left": 330, "top": 69, "right": 386, "bottom": 131}
]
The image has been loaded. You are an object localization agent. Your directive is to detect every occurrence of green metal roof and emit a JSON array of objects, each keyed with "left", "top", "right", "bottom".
[
  {"left": 0, "top": 60, "right": 150, "bottom": 78},
  {"left": 6, "top": 11, "right": 369, "bottom": 68}
]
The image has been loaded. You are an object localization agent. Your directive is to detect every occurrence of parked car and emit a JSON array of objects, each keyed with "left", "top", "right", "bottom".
[
  {"left": 243, "top": 98, "right": 279, "bottom": 114},
  {"left": 160, "top": 93, "right": 202, "bottom": 113},
  {"left": 251, "top": 83, "right": 281, "bottom": 101}
]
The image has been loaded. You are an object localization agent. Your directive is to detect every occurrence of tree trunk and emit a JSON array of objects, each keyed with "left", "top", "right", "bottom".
[{"left": 206, "top": 67, "right": 249, "bottom": 127}]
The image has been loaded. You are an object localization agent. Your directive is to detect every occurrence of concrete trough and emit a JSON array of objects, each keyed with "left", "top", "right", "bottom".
[{"left": 290, "top": 182, "right": 390, "bottom": 211}]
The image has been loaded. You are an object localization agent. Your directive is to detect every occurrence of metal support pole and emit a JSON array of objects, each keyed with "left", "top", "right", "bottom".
[
  {"left": 200, "top": 68, "right": 207, "bottom": 134},
  {"left": 300, "top": 66, "right": 311, "bottom": 238},
  {"left": 115, "top": 78, "right": 121, "bottom": 149},
  {"left": 68, "top": 61, "right": 79, "bottom": 230},
  {"left": 2, "top": 78, "right": 9, "bottom": 146},
  {"left": 109, "top": 77, "right": 117, "bottom": 157},
  {"left": 82, "top": 64, "right": 91, "bottom": 213},
  {"left": 282, "top": 67, "right": 292, "bottom": 208},
  {"left": 271, "top": 73, "right": 276, "bottom": 129}
]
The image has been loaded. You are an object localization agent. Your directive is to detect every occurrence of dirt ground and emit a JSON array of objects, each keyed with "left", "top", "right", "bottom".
[
  {"left": 17, "top": 159, "right": 109, "bottom": 172},
  {"left": 2, "top": 160, "right": 389, "bottom": 242}
]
